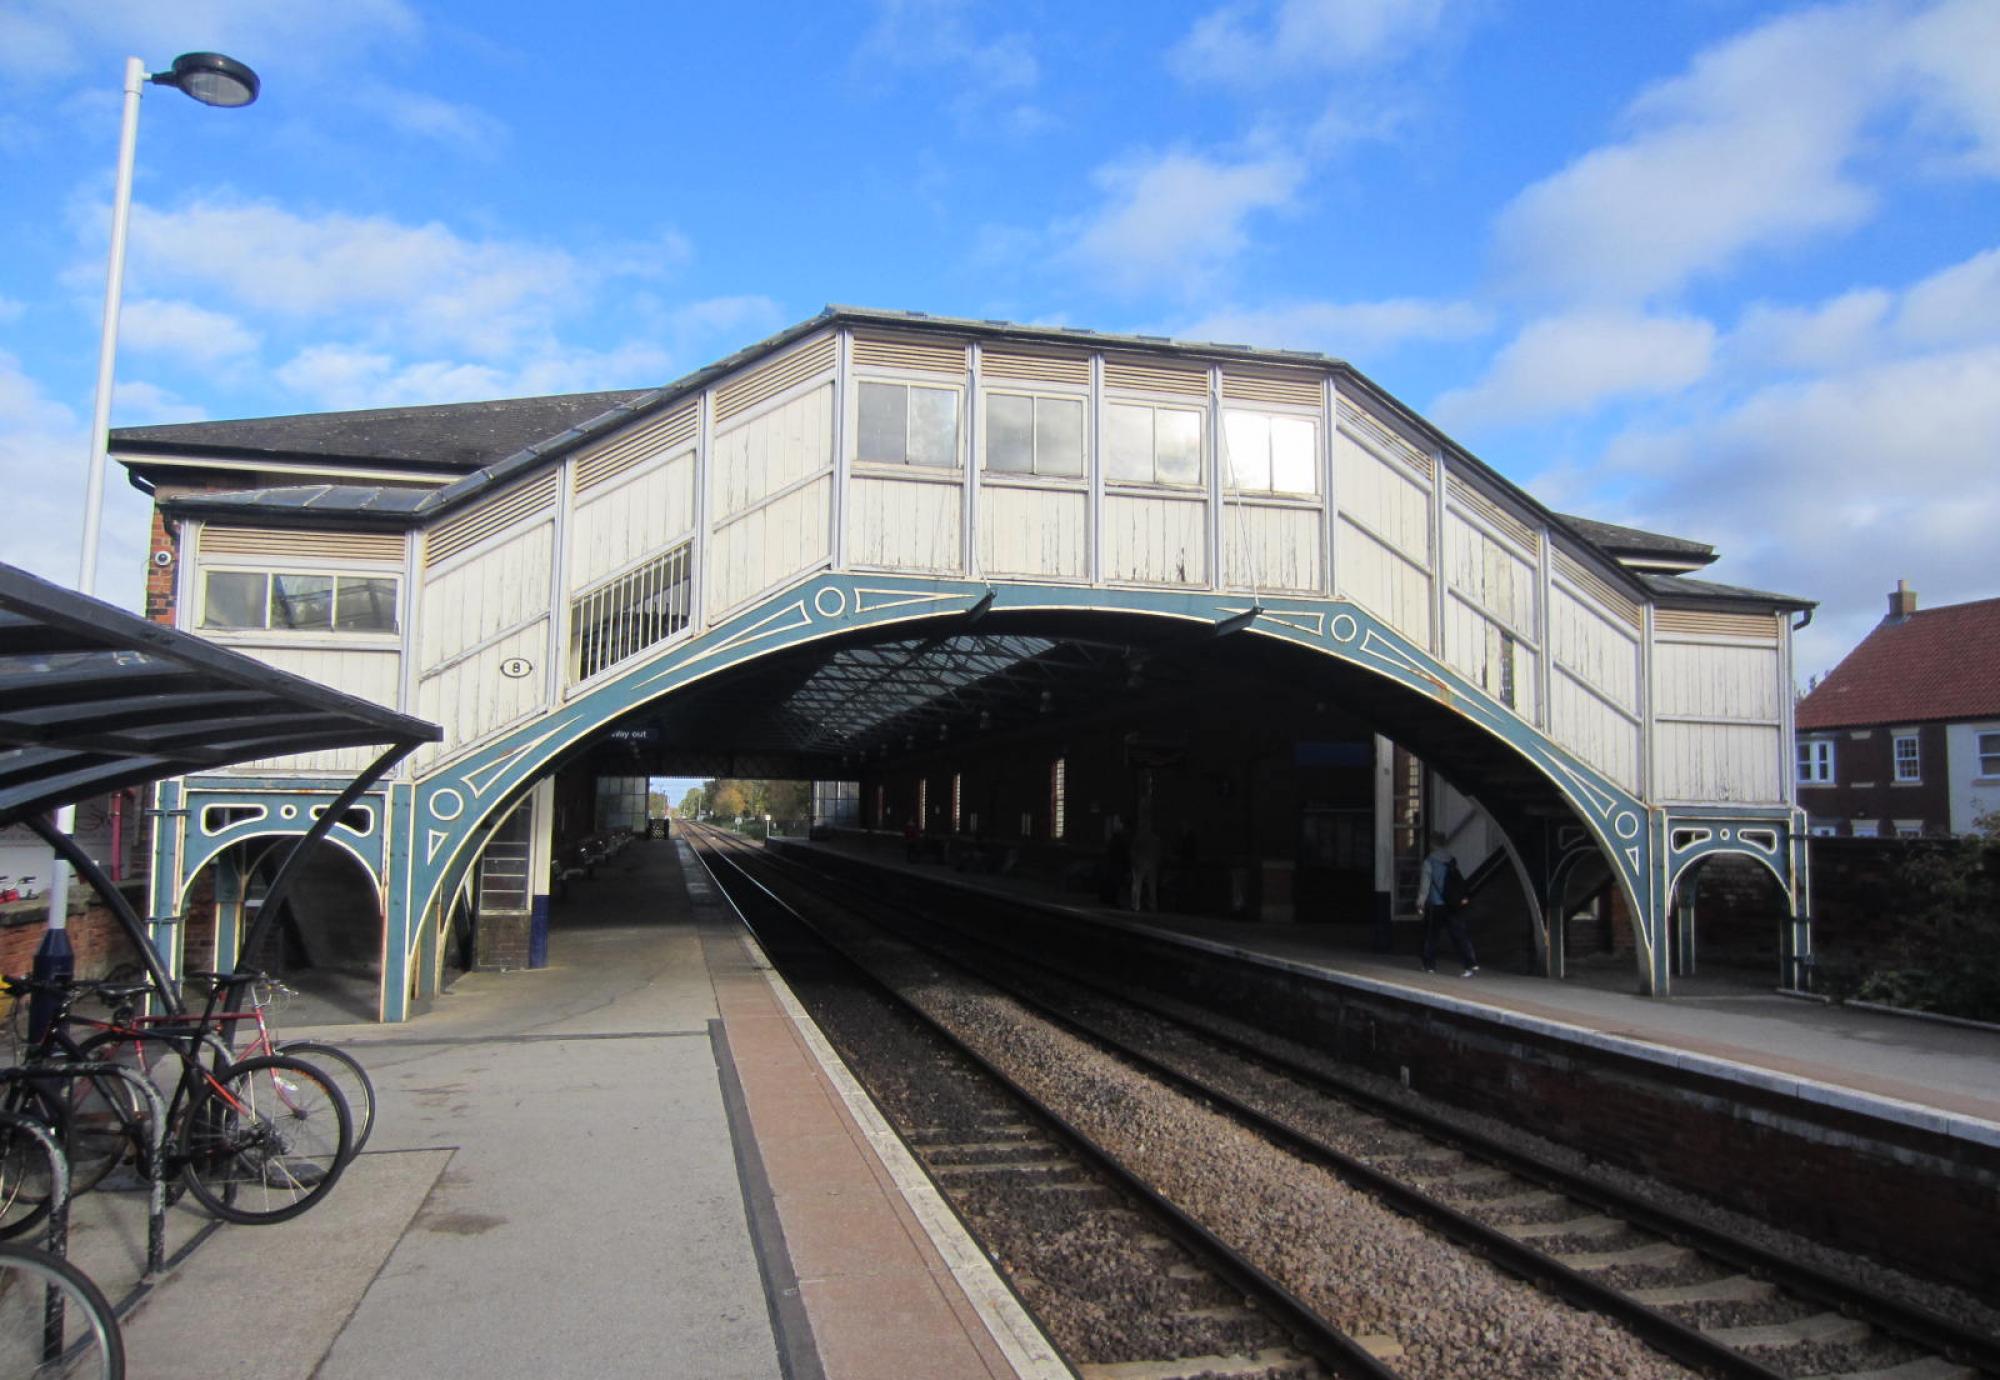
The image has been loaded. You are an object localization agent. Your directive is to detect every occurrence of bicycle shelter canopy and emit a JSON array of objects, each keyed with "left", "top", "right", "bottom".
[{"left": 0, "top": 560, "right": 439, "bottom": 1001}]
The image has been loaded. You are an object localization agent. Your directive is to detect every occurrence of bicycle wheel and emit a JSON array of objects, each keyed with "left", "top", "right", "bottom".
[
  {"left": 275, "top": 1041, "right": 376, "bottom": 1158},
  {"left": 0, "top": 1241, "right": 124, "bottom": 1378},
  {"left": 0, "top": 1097, "right": 64, "bottom": 1242},
  {"left": 178, "top": 1055, "right": 351, "bottom": 1226},
  {"left": 57, "top": 1042, "right": 151, "bottom": 1198}
]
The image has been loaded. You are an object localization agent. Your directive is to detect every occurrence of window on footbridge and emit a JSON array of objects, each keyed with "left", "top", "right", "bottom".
[
  {"left": 570, "top": 542, "right": 692, "bottom": 682},
  {"left": 1050, "top": 757, "right": 1067, "bottom": 840}
]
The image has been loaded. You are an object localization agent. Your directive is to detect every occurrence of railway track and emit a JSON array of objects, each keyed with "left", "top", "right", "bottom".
[
  {"left": 684, "top": 824, "right": 1378, "bottom": 1380},
  {"left": 700, "top": 828, "right": 1999, "bottom": 1380}
]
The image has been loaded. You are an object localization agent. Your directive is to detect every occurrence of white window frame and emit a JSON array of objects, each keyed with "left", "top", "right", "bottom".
[
  {"left": 981, "top": 388, "right": 1088, "bottom": 481},
  {"left": 199, "top": 567, "right": 401, "bottom": 637},
  {"left": 1103, "top": 400, "right": 1206, "bottom": 490},
  {"left": 1850, "top": 819, "right": 1880, "bottom": 838},
  {"left": 1221, "top": 407, "right": 1320, "bottom": 497},
  {"left": 1892, "top": 733, "right": 1920, "bottom": 783},
  {"left": 854, "top": 378, "right": 963, "bottom": 471},
  {"left": 1893, "top": 820, "right": 1923, "bottom": 838},
  {"left": 1978, "top": 730, "right": 2000, "bottom": 778},
  {"left": 1797, "top": 738, "right": 1835, "bottom": 785}
]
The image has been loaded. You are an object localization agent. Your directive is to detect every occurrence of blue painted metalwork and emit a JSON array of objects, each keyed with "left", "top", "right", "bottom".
[{"left": 149, "top": 570, "right": 1802, "bottom": 1016}]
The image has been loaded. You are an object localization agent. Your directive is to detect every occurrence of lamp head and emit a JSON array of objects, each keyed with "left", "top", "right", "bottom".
[{"left": 152, "top": 52, "right": 260, "bottom": 108}]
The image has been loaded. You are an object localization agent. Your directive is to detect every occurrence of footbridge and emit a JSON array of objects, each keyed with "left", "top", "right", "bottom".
[{"left": 117, "top": 307, "right": 1813, "bottom": 1019}]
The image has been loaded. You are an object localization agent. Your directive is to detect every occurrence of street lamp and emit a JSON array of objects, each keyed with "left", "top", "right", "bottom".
[{"left": 35, "top": 52, "right": 262, "bottom": 1027}]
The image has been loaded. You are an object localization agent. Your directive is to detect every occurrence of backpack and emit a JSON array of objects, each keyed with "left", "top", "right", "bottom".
[{"left": 1442, "top": 860, "right": 1470, "bottom": 909}]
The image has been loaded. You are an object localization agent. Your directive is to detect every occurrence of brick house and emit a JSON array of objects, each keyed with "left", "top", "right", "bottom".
[{"left": 1795, "top": 582, "right": 2000, "bottom": 837}]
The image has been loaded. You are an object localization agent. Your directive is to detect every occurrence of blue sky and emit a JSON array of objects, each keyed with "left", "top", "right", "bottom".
[{"left": 3, "top": 0, "right": 1997, "bottom": 679}]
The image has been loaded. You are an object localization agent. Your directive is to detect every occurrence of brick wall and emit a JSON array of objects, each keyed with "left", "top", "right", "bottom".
[{"left": 0, "top": 888, "right": 147, "bottom": 985}]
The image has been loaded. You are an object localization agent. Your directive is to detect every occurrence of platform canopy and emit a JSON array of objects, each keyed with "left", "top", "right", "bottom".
[{"left": 0, "top": 561, "right": 439, "bottom": 826}]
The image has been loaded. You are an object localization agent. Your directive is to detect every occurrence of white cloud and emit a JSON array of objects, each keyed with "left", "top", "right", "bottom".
[
  {"left": 273, "top": 337, "right": 681, "bottom": 413},
  {"left": 123, "top": 199, "right": 585, "bottom": 359},
  {"left": 1726, "top": 290, "right": 1893, "bottom": 374},
  {"left": 1894, "top": 243, "right": 2000, "bottom": 348},
  {"left": 120, "top": 298, "right": 260, "bottom": 364},
  {"left": 0, "top": 350, "right": 148, "bottom": 604},
  {"left": 1433, "top": 311, "right": 1715, "bottom": 429},
  {"left": 1493, "top": 0, "right": 2000, "bottom": 305},
  {"left": 1064, "top": 150, "right": 1305, "bottom": 295},
  {"left": 1171, "top": 0, "right": 1454, "bottom": 85},
  {"left": 112, "top": 379, "right": 205, "bottom": 425},
  {"left": 1170, "top": 297, "right": 1491, "bottom": 357},
  {"left": 355, "top": 84, "right": 507, "bottom": 157},
  {"left": 861, "top": 0, "right": 1038, "bottom": 92},
  {"left": 0, "top": 0, "right": 422, "bottom": 83},
  {"left": 1601, "top": 345, "right": 2000, "bottom": 678}
]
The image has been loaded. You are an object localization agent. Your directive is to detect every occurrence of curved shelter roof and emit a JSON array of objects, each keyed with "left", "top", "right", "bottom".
[{"left": 0, "top": 562, "right": 439, "bottom": 826}]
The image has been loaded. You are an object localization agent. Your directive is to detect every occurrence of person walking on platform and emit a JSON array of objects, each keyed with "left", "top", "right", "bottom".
[
  {"left": 1421, "top": 830, "right": 1478, "bottom": 977},
  {"left": 1129, "top": 819, "right": 1161, "bottom": 913}
]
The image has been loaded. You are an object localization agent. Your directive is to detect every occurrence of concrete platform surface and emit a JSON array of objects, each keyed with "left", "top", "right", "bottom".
[{"left": 49, "top": 838, "right": 1045, "bottom": 1380}]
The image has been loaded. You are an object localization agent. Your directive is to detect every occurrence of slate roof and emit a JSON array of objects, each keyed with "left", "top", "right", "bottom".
[
  {"left": 1796, "top": 596, "right": 2000, "bottom": 729},
  {"left": 1640, "top": 573, "right": 1813, "bottom": 609},
  {"left": 113, "top": 389, "right": 651, "bottom": 473},
  {"left": 1555, "top": 513, "right": 1715, "bottom": 567}
]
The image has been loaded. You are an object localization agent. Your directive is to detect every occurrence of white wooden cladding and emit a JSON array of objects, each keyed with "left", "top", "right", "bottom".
[
  {"left": 419, "top": 522, "right": 553, "bottom": 673},
  {"left": 1655, "top": 722, "right": 1782, "bottom": 804},
  {"left": 1222, "top": 501, "right": 1321, "bottom": 593},
  {"left": 709, "top": 477, "right": 832, "bottom": 614},
  {"left": 200, "top": 526, "right": 404, "bottom": 563},
  {"left": 569, "top": 451, "right": 696, "bottom": 592},
  {"left": 715, "top": 335, "right": 837, "bottom": 422},
  {"left": 573, "top": 402, "right": 696, "bottom": 494},
  {"left": 846, "top": 475, "right": 962, "bottom": 572},
  {"left": 851, "top": 334, "right": 963, "bottom": 376},
  {"left": 979, "top": 484, "right": 1089, "bottom": 580},
  {"left": 982, "top": 348, "right": 1090, "bottom": 387},
  {"left": 1221, "top": 368, "right": 1321, "bottom": 409},
  {"left": 1549, "top": 673, "right": 1642, "bottom": 792},
  {"left": 1104, "top": 357, "right": 1209, "bottom": 398},
  {"left": 424, "top": 474, "right": 558, "bottom": 568},
  {"left": 711, "top": 384, "right": 833, "bottom": 523},
  {"left": 1103, "top": 492, "right": 1206, "bottom": 585},
  {"left": 1334, "top": 419, "right": 1434, "bottom": 645},
  {"left": 1652, "top": 634, "right": 1785, "bottom": 805},
  {"left": 414, "top": 618, "right": 549, "bottom": 770},
  {"left": 236, "top": 646, "right": 402, "bottom": 773}
]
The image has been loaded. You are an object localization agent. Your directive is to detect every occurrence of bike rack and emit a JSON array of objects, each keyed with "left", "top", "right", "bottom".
[{"left": 2, "top": 1061, "right": 168, "bottom": 1276}]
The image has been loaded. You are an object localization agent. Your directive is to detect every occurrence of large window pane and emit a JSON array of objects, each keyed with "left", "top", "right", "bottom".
[
  {"left": 270, "top": 574, "right": 334, "bottom": 630},
  {"left": 908, "top": 386, "right": 958, "bottom": 467},
  {"left": 1224, "top": 412, "right": 1270, "bottom": 490},
  {"left": 1035, "top": 397, "right": 1085, "bottom": 477},
  {"left": 858, "top": 382, "right": 907, "bottom": 463},
  {"left": 1106, "top": 405, "right": 1153, "bottom": 482},
  {"left": 1156, "top": 409, "right": 1202, "bottom": 485},
  {"left": 1271, "top": 417, "right": 1317, "bottom": 494},
  {"left": 202, "top": 572, "right": 266, "bottom": 629},
  {"left": 335, "top": 576, "right": 399, "bottom": 632},
  {"left": 986, "top": 394, "right": 1033, "bottom": 473}
]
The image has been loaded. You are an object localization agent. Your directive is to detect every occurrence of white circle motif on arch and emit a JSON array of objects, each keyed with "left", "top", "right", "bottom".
[
  {"left": 1329, "top": 614, "right": 1359, "bottom": 644},
  {"left": 813, "top": 587, "right": 848, "bottom": 619},
  {"left": 1614, "top": 811, "right": 1639, "bottom": 840},
  {"left": 1721, "top": 828, "right": 1733, "bottom": 841},
  {"left": 280, "top": 805, "right": 297, "bottom": 821},
  {"left": 430, "top": 788, "right": 465, "bottom": 822}
]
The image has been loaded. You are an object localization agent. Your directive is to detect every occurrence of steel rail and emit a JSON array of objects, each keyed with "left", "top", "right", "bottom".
[
  {"left": 686, "top": 825, "right": 1391, "bottom": 1380},
  {"left": 772, "top": 839, "right": 2000, "bottom": 1378}
]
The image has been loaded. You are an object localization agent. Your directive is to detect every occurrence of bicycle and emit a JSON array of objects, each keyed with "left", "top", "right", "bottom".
[
  {"left": 163, "top": 973, "right": 375, "bottom": 1160},
  {"left": 0, "top": 1240, "right": 123, "bottom": 1378},
  {"left": 2, "top": 975, "right": 353, "bottom": 1227}
]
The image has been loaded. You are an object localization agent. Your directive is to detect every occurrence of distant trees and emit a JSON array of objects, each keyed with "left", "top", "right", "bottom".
[{"left": 682, "top": 779, "right": 813, "bottom": 833}]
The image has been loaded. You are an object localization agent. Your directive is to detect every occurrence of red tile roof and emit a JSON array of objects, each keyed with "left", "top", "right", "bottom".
[{"left": 1797, "top": 596, "right": 2000, "bottom": 729}]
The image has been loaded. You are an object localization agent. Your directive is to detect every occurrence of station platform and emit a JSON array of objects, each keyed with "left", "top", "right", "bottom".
[
  {"left": 779, "top": 832, "right": 2000, "bottom": 1141},
  {"left": 64, "top": 837, "right": 1061, "bottom": 1380}
]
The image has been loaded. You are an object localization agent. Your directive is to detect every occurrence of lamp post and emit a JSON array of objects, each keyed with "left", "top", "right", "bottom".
[{"left": 33, "top": 52, "right": 261, "bottom": 1034}]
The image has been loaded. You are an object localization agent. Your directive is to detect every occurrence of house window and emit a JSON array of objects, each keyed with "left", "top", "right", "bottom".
[
  {"left": 1796, "top": 738, "right": 1835, "bottom": 784},
  {"left": 984, "top": 392, "right": 1085, "bottom": 477},
  {"left": 858, "top": 381, "right": 959, "bottom": 467},
  {"left": 202, "top": 570, "right": 398, "bottom": 633},
  {"left": 1222, "top": 410, "right": 1318, "bottom": 495},
  {"left": 1894, "top": 820, "right": 1923, "bottom": 838},
  {"left": 1979, "top": 731, "right": 2000, "bottom": 777},
  {"left": 1851, "top": 820, "right": 1880, "bottom": 838},
  {"left": 1105, "top": 402, "right": 1203, "bottom": 487},
  {"left": 1893, "top": 734, "right": 1920, "bottom": 782},
  {"left": 1808, "top": 822, "right": 1838, "bottom": 838},
  {"left": 1050, "top": 757, "right": 1067, "bottom": 840}
]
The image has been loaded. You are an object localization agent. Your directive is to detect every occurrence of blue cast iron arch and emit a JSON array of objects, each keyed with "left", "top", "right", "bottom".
[{"left": 386, "top": 572, "right": 1664, "bottom": 1015}]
